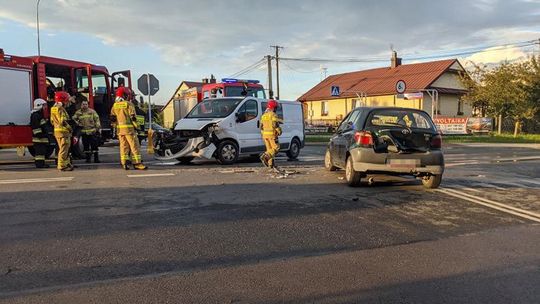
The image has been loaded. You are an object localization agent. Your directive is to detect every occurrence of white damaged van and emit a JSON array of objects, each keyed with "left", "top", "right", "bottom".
[{"left": 152, "top": 97, "right": 305, "bottom": 165}]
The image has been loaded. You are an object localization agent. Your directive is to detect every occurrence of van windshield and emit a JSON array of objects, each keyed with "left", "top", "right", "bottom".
[{"left": 187, "top": 98, "right": 243, "bottom": 118}]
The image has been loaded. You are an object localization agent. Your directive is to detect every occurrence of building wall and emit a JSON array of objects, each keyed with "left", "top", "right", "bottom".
[
  {"left": 305, "top": 92, "right": 470, "bottom": 125},
  {"left": 431, "top": 72, "right": 467, "bottom": 90},
  {"left": 162, "top": 83, "right": 193, "bottom": 128},
  {"left": 162, "top": 102, "right": 175, "bottom": 128}
]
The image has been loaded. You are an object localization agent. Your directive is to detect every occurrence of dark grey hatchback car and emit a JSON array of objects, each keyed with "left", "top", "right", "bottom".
[{"left": 325, "top": 107, "right": 444, "bottom": 188}]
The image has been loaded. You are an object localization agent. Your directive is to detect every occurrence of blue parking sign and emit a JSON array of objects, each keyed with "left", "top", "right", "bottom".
[{"left": 331, "top": 86, "right": 340, "bottom": 96}]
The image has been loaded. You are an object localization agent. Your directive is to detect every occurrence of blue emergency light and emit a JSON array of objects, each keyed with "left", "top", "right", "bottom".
[{"left": 221, "top": 78, "right": 260, "bottom": 84}]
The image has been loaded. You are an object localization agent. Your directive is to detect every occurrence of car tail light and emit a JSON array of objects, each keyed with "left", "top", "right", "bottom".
[
  {"left": 431, "top": 134, "right": 442, "bottom": 149},
  {"left": 354, "top": 131, "right": 373, "bottom": 147}
]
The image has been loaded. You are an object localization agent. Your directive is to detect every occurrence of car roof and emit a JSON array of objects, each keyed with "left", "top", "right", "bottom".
[{"left": 353, "top": 106, "right": 429, "bottom": 114}]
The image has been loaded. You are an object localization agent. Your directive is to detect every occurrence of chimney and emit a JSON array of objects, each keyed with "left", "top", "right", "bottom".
[
  {"left": 210, "top": 74, "right": 216, "bottom": 84},
  {"left": 391, "top": 51, "right": 402, "bottom": 68},
  {"left": 202, "top": 78, "right": 209, "bottom": 84}
]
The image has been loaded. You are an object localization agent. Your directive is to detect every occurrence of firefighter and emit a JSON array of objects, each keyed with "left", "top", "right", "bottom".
[
  {"left": 110, "top": 87, "right": 147, "bottom": 170},
  {"left": 73, "top": 100, "right": 101, "bottom": 163},
  {"left": 30, "top": 99, "right": 50, "bottom": 168},
  {"left": 51, "top": 91, "right": 74, "bottom": 171},
  {"left": 260, "top": 99, "right": 283, "bottom": 171}
]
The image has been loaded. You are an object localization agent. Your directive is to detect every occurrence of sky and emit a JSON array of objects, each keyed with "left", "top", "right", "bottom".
[{"left": 0, "top": 0, "right": 539, "bottom": 105}]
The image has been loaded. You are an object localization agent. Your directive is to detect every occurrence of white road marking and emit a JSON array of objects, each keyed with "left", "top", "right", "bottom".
[
  {"left": 521, "top": 179, "right": 540, "bottom": 186},
  {"left": 127, "top": 173, "right": 175, "bottom": 178},
  {"left": 437, "top": 187, "right": 540, "bottom": 223},
  {"left": 0, "top": 177, "right": 74, "bottom": 185},
  {"left": 445, "top": 161, "right": 480, "bottom": 167}
]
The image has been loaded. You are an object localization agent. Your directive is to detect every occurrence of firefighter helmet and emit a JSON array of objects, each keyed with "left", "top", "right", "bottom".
[
  {"left": 116, "top": 86, "right": 131, "bottom": 99},
  {"left": 33, "top": 98, "right": 47, "bottom": 110},
  {"left": 54, "top": 91, "right": 70, "bottom": 104},
  {"left": 267, "top": 99, "right": 278, "bottom": 110}
]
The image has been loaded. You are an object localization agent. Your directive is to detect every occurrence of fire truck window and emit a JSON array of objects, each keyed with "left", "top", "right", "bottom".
[
  {"left": 92, "top": 74, "right": 107, "bottom": 95},
  {"left": 75, "top": 69, "right": 89, "bottom": 92}
]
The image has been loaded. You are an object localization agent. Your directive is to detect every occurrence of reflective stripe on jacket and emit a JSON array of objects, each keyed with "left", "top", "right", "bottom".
[
  {"left": 110, "top": 99, "right": 137, "bottom": 135},
  {"left": 73, "top": 108, "right": 101, "bottom": 134},
  {"left": 260, "top": 111, "right": 282, "bottom": 138},
  {"left": 50, "top": 105, "right": 72, "bottom": 138}
]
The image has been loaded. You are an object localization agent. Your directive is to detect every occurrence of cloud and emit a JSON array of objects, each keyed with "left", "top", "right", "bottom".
[
  {"left": 465, "top": 45, "right": 529, "bottom": 64},
  {"left": 1, "top": 0, "right": 539, "bottom": 99}
]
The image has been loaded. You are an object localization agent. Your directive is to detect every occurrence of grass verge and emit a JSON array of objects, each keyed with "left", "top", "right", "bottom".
[{"left": 305, "top": 133, "right": 540, "bottom": 144}]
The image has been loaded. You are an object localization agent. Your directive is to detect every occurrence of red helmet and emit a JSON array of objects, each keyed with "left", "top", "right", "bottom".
[
  {"left": 116, "top": 86, "right": 131, "bottom": 99},
  {"left": 267, "top": 99, "right": 278, "bottom": 110},
  {"left": 54, "top": 91, "right": 70, "bottom": 104}
]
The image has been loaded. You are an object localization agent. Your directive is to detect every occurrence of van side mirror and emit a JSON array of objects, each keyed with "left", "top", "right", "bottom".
[{"left": 236, "top": 112, "right": 246, "bottom": 123}]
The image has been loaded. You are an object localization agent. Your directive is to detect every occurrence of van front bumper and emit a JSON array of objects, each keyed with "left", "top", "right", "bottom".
[{"left": 154, "top": 137, "right": 216, "bottom": 161}]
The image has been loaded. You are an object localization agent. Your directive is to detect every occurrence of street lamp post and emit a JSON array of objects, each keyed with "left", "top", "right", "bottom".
[{"left": 37, "top": 0, "right": 41, "bottom": 56}]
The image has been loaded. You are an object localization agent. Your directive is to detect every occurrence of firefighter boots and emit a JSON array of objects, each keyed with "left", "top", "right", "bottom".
[{"left": 94, "top": 153, "right": 101, "bottom": 163}]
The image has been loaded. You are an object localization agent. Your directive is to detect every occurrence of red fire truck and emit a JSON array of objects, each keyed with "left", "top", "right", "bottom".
[
  {"left": 201, "top": 78, "right": 266, "bottom": 99},
  {"left": 0, "top": 48, "right": 132, "bottom": 157}
]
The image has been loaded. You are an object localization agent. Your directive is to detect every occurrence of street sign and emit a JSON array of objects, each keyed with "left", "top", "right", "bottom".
[
  {"left": 404, "top": 92, "right": 423, "bottom": 100},
  {"left": 137, "top": 74, "right": 159, "bottom": 96},
  {"left": 395, "top": 80, "right": 406, "bottom": 94},
  {"left": 331, "top": 86, "right": 340, "bottom": 96}
]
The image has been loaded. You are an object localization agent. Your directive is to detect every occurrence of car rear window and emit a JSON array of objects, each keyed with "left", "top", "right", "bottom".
[{"left": 367, "top": 109, "right": 434, "bottom": 130}]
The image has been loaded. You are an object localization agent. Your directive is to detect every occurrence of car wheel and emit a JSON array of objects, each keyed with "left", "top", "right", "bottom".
[
  {"left": 286, "top": 138, "right": 301, "bottom": 160},
  {"left": 324, "top": 149, "right": 338, "bottom": 171},
  {"left": 176, "top": 157, "right": 194, "bottom": 165},
  {"left": 422, "top": 174, "right": 442, "bottom": 189},
  {"left": 216, "top": 140, "right": 239, "bottom": 165},
  {"left": 345, "top": 156, "right": 362, "bottom": 187}
]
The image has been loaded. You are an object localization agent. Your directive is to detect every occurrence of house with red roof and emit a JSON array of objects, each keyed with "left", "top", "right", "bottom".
[{"left": 298, "top": 52, "right": 470, "bottom": 126}]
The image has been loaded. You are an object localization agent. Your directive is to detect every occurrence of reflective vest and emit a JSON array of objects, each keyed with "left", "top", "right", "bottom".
[
  {"left": 50, "top": 104, "right": 72, "bottom": 138},
  {"left": 73, "top": 108, "right": 101, "bottom": 135},
  {"left": 260, "top": 111, "right": 282, "bottom": 138},
  {"left": 110, "top": 98, "right": 137, "bottom": 135}
]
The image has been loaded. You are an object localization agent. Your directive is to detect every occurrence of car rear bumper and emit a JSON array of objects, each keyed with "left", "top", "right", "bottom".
[{"left": 350, "top": 147, "right": 444, "bottom": 175}]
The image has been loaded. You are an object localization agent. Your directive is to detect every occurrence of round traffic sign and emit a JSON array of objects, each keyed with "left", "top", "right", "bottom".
[{"left": 396, "top": 80, "right": 406, "bottom": 94}]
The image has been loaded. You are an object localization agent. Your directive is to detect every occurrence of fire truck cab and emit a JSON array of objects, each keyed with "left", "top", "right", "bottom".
[{"left": 0, "top": 48, "right": 132, "bottom": 157}]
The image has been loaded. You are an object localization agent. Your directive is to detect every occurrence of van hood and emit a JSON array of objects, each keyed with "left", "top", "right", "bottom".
[{"left": 174, "top": 118, "right": 222, "bottom": 131}]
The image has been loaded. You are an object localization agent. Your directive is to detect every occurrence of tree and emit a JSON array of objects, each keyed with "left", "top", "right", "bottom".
[{"left": 459, "top": 56, "right": 540, "bottom": 136}]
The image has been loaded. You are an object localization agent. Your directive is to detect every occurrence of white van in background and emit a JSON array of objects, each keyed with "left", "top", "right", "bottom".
[{"left": 153, "top": 97, "right": 305, "bottom": 165}]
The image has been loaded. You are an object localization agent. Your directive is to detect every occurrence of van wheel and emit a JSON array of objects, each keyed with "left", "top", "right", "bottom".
[
  {"left": 422, "top": 174, "right": 442, "bottom": 189},
  {"left": 324, "top": 149, "right": 338, "bottom": 171},
  {"left": 216, "top": 140, "right": 239, "bottom": 165},
  {"left": 345, "top": 156, "right": 362, "bottom": 187},
  {"left": 286, "top": 138, "right": 301, "bottom": 160}
]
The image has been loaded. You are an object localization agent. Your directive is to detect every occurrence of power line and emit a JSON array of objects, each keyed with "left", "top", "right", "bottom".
[
  {"left": 228, "top": 58, "right": 266, "bottom": 78},
  {"left": 279, "top": 39, "right": 539, "bottom": 64}
]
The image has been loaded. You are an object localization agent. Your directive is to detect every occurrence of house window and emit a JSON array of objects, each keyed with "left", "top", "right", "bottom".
[
  {"left": 321, "top": 101, "right": 329, "bottom": 116},
  {"left": 457, "top": 99, "right": 464, "bottom": 115}
]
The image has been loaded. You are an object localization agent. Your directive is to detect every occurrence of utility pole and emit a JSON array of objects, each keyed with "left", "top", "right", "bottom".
[
  {"left": 270, "top": 45, "right": 284, "bottom": 99},
  {"left": 320, "top": 64, "right": 328, "bottom": 81},
  {"left": 266, "top": 55, "right": 273, "bottom": 99},
  {"left": 36, "top": 0, "right": 41, "bottom": 56}
]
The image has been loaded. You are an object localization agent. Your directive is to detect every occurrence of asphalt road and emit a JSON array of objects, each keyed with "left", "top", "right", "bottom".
[{"left": 0, "top": 143, "right": 539, "bottom": 303}]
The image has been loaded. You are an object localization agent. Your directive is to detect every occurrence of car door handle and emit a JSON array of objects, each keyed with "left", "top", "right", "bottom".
[{"left": 257, "top": 120, "right": 260, "bottom": 128}]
